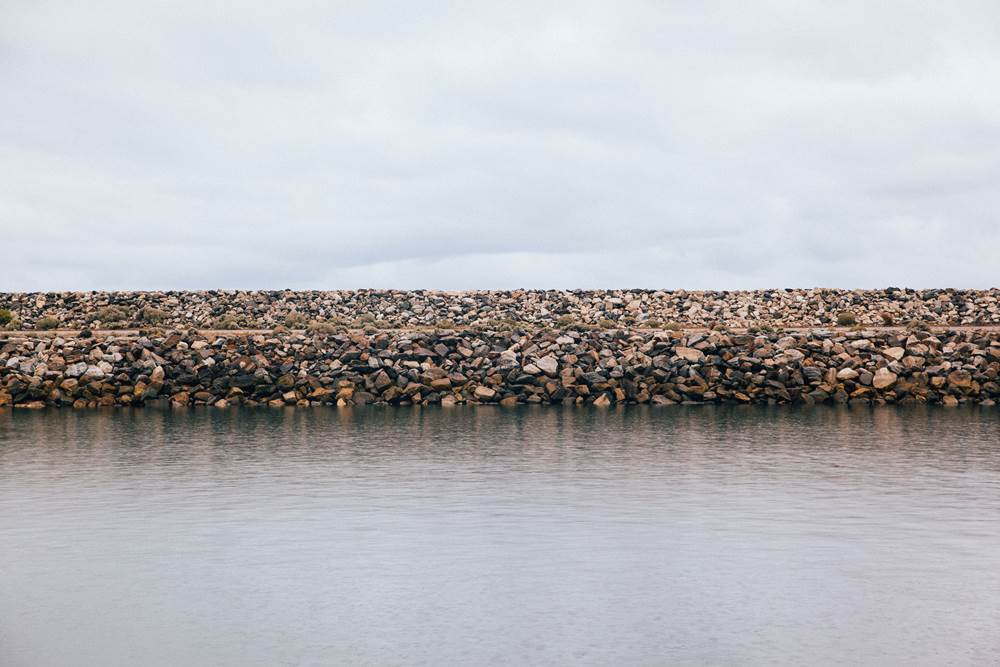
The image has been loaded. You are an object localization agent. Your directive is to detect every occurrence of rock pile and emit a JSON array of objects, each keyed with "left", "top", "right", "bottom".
[
  {"left": 2, "top": 288, "right": 1000, "bottom": 331},
  {"left": 3, "top": 327, "right": 997, "bottom": 408}
]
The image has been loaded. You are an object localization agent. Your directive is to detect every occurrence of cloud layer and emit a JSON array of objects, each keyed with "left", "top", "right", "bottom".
[{"left": 3, "top": 0, "right": 999, "bottom": 290}]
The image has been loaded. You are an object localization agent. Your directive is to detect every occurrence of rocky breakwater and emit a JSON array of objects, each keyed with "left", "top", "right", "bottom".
[
  {"left": 3, "top": 288, "right": 1000, "bottom": 331},
  {"left": 2, "top": 327, "right": 999, "bottom": 409}
]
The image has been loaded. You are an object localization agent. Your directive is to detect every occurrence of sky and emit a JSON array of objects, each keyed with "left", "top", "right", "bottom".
[{"left": 2, "top": 0, "right": 999, "bottom": 291}]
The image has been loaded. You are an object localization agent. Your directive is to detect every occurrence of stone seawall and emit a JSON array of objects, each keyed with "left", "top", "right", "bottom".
[
  {"left": 3, "top": 327, "right": 998, "bottom": 409},
  {"left": 3, "top": 288, "right": 1000, "bottom": 331}
]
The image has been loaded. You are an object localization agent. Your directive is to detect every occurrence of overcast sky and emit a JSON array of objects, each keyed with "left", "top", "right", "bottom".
[{"left": 2, "top": 1, "right": 999, "bottom": 291}]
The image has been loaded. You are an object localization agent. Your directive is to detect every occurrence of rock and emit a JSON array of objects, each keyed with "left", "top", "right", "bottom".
[
  {"left": 947, "top": 370, "right": 973, "bottom": 389},
  {"left": 309, "top": 387, "right": 335, "bottom": 399},
  {"left": 674, "top": 347, "right": 704, "bottom": 362},
  {"left": 474, "top": 386, "right": 497, "bottom": 401},
  {"left": 836, "top": 368, "right": 859, "bottom": 381},
  {"left": 873, "top": 368, "right": 897, "bottom": 389},
  {"left": 65, "top": 362, "right": 87, "bottom": 378},
  {"left": 535, "top": 355, "right": 559, "bottom": 376},
  {"left": 592, "top": 393, "right": 611, "bottom": 407},
  {"left": 883, "top": 347, "right": 906, "bottom": 361},
  {"left": 775, "top": 336, "right": 798, "bottom": 349},
  {"left": 372, "top": 370, "right": 392, "bottom": 391},
  {"left": 802, "top": 367, "right": 823, "bottom": 383},
  {"left": 776, "top": 349, "right": 805, "bottom": 363}
]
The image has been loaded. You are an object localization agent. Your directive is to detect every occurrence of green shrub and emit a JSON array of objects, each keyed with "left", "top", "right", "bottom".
[
  {"left": 306, "top": 319, "right": 339, "bottom": 334},
  {"left": 139, "top": 306, "right": 166, "bottom": 324},
  {"left": 0, "top": 309, "right": 12, "bottom": 326},
  {"left": 35, "top": 315, "right": 60, "bottom": 330},
  {"left": 284, "top": 312, "right": 309, "bottom": 328},
  {"left": 211, "top": 314, "right": 241, "bottom": 330},
  {"left": 555, "top": 314, "right": 577, "bottom": 327},
  {"left": 481, "top": 318, "right": 516, "bottom": 331},
  {"left": 836, "top": 311, "right": 857, "bottom": 326},
  {"left": 95, "top": 305, "right": 129, "bottom": 324}
]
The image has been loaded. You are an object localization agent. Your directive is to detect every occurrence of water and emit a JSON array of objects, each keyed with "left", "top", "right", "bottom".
[{"left": 1, "top": 406, "right": 999, "bottom": 666}]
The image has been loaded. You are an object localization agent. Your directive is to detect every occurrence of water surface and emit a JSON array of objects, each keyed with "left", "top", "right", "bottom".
[{"left": 2, "top": 406, "right": 999, "bottom": 665}]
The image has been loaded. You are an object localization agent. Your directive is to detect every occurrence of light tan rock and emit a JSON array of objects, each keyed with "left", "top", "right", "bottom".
[
  {"left": 675, "top": 347, "right": 704, "bottom": 362},
  {"left": 474, "top": 385, "right": 497, "bottom": 400},
  {"left": 535, "top": 355, "right": 559, "bottom": 376},
  {"left": 873, "top": 368, "right": 897, "bottom": 389},
  {"left": 836, "top": 368, "right": 859, "bottom": 381}
]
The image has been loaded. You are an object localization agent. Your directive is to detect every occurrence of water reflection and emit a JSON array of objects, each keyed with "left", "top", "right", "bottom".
[{"left": 1, "top": 406, "right": 999, "bottom": 666}]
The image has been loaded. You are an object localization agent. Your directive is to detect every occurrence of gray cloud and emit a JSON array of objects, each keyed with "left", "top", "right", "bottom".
[{"left": 2, "top": 0, "right": 999, "bottom": 290}]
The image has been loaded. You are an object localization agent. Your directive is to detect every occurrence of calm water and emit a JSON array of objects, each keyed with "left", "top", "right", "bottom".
[{"left": 1, "top": 406, "right": 999, "bottom": 666}]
